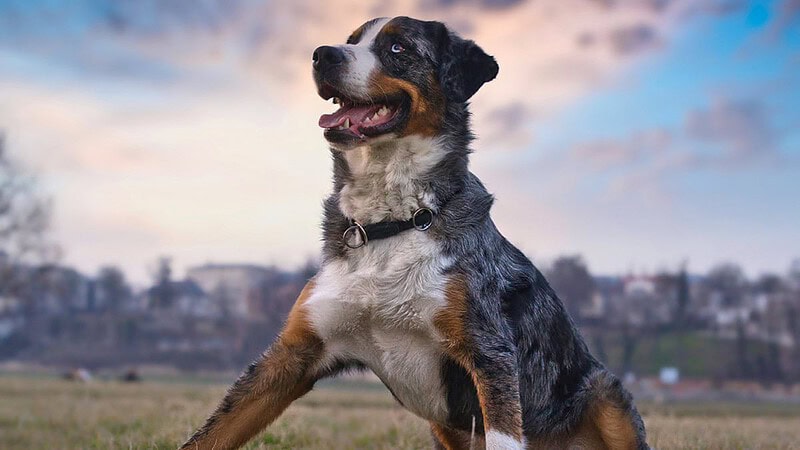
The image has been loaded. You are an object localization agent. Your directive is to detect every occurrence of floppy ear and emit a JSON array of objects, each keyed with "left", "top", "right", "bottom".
[{"left": 433, "top": 24, "right": 499, "bottom": 103}]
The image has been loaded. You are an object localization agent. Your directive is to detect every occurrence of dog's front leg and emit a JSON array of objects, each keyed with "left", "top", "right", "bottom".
[
  {"left": 180, "top": 280, "right": 324, "bottom": 450},
  {"left": 469, "top": 346, "right": 524, "bottom": 450},
  {"left": 436, "top": 277, "right": 525, "bottom": 450}
]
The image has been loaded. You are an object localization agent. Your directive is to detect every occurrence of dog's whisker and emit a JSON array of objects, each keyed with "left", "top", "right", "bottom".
[{"left": 469, "top": 415, "right": 476, "bottom": 450}]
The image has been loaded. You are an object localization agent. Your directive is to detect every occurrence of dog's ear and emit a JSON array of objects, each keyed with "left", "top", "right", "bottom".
[{"left": 429, "top": 22, "right": 499, "bottom": 103}]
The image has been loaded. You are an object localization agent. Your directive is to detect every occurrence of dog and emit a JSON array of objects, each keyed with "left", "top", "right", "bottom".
[{"left": 180, "top": 16, "right": 648, "bottom": 450}]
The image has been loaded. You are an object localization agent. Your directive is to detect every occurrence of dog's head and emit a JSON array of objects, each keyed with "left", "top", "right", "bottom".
[{"left": 313, "top": 16, "right": 498, "bottom": 149}]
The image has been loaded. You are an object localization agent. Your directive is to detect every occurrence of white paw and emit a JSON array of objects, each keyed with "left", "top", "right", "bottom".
[{"left": 485, "top": 430, "right": 525, "bottom": 450}]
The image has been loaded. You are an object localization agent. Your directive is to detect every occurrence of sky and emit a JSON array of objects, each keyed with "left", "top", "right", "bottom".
[{"left": 0, "top": 0, "right": 798, "bottom": 285}]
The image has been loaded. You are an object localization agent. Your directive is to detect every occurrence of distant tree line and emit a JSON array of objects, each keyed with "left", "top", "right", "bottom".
[
  {"left": 546, "top": 255, "right": 800, "bottom": 384},
  {"left": 1, "top": 134, "right": 799, "bottom": 383}
]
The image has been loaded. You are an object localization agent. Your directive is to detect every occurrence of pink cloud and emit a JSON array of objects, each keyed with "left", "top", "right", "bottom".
[{"left": 0, "top": 0, "right": 736, "bottom": 281}]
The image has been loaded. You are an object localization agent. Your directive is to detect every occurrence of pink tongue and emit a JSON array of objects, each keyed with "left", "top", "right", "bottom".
[{"left": 319, "top": 104, "right": 380, "bottom": 129}]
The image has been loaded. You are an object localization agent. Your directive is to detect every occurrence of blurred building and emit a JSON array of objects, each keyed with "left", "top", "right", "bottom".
[
  {"left": 139, "top": 279, "right": 216, "bottom": 318},
  {"left": 187, "top": 264, "right": 271, "bottom": 318}
]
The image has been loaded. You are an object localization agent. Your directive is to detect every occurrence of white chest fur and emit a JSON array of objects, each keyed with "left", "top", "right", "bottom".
[
  {"left": 339, "top": 136, "right": 446, "bottom": 224},
  {"left": 305, "top": 232, "right": 452, "bottom": 422}
]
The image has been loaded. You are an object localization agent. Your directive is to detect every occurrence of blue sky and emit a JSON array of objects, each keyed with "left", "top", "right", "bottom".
[
  {"left": 501, "top": 0, "right": 800, "bottom": 275},
  {"left": 0, "top": 0, "right": 798, "bottom": 283}
]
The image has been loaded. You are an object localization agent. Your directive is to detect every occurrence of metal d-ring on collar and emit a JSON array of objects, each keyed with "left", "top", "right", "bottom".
[
  {"left": 343, "top": 207, "right": 434, "bottom": 249},
  {"left": 342, "top": 221, "right": 369, "bottom": 249},
  {"left": 412, "top": 207, "right": 433, "bottom": 231}
]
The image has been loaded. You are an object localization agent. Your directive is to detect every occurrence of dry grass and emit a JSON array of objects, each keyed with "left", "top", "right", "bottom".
[{"left": 1, "top": 375, "right": 799, "bottom": 449}]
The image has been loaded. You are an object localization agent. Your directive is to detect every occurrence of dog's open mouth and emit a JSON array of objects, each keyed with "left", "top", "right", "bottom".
[{"left": 317, "top": 85, "right": 409, "bottom": 144}]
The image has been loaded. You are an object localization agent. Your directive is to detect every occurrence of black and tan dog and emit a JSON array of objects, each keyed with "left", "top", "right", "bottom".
[{"left": 181, "top": 16, "right": 648, "bottom": 450}]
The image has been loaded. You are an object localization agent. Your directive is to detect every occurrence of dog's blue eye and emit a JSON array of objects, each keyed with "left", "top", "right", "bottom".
[{"left": 390, "top": 43, "right": 405, "bottom": 54}]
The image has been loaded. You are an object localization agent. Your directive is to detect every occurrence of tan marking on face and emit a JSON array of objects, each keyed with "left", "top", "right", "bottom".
[
  {"left": 348, "top": 24, "right": 367, "bottom": 44},
  {"left": 368, "top": 73, "right": 445, "bottom": 137},
  {"left": 380, "top": 22, "right": 402, "bottom": 36}
]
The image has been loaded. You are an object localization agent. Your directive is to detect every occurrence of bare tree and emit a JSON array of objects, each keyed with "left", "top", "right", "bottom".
[
  {"left": 675, "top": 262, "right": 691, "bottom": 326},
  {"left": 212, "top": 282, "right": 235, "bottom": 321},
  {"left": 619, "top": 321, "right": 640, "bottom": 375},
  {"left": 149, "top": 257, "right": 176, "bottom": 309},
  {"left": 96, "top": 266, "right": 132, "bottom": 312},
  {"left": 608, "top": 289, "right": 657, "bottom": 375},
  {"left": 704, "top": 263, "right": 748, "bottom": 307},
  {"left": 754, "top": 273, "right": 783, "bottom": 295},
  {"left": 546, "top": 255, "right": 595, "bottom": 321},
  {"left": 788, "top": 258, "right": 800, "bottom": 291},
  {"left": 734, "top": 317, "right": 751, "bottom": 379},
  {"left": 786, "top": 259, "right": 800, "bottom": 381},
  {"left": 0, "top": 133, "right": 57, "bottom": 297}
]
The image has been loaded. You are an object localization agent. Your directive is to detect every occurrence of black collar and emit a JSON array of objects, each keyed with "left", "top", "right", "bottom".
[{"left": 343, "top": 208, "right": 434, "bottom": 249}]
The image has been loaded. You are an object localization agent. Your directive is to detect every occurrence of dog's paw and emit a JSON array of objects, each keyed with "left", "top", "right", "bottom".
[{"left": 485, "top": 430, "right": 525, "bottom": 450}]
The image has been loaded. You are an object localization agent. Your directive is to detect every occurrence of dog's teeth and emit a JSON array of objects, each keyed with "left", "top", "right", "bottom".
[
  {"left": 371, "top": 112, "right": 380, "bottom": 121},
  {"left": 343, "top": 118, "right": 350, "bottom": 128},
  {"left": 378, "top": 106, "right": 389, "bottom": 116},
  {"left": 364, "top": 116, "right": 371, "bottom": 123}
]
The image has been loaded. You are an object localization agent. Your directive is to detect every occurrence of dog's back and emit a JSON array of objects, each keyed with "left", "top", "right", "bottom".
[{"left": 421, "top": 172, "right": 648, "bottom": 448}]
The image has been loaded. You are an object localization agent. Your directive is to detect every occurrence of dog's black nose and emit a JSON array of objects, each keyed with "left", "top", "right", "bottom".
[{"left": 313, "top": 46, "right": 344, "bottom": 72}]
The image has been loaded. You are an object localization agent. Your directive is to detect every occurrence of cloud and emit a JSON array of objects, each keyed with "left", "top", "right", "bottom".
[
  {"left": 685, "top": 98, "right": 775, "bottom": 159},
  {"left": 566, "top": 97, "right": 780, "bottom": 175},
  {"left": 0, "top": 0, "right": 247, "bottom": 38},
  {"left": 553, "top": 96, "right": 787, "bottom": 201},
  {"left": 421, "top": 0, "right": 528, "bottom": 10},
  {"left": 484, "top": 102, "right": 537, "bottom": 148},
  {"left": 767, "top": 0, "right": 800, "bottom": 39},
  {"left": 608, "top": 24, "right": 660, "bottom": 54},
  {"left": 677, "top": 0, "right": 749, "bottom": 17},
  {"left": 0, "top": 0, "right": 764, "bottom": 281},
  {"left": 569, "top": 128, "right": 672, "bottom": 169},
  {"left": 0, "top": 0, "right": 702, "bottom": 117}
]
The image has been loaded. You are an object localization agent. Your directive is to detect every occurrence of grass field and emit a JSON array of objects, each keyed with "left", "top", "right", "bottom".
[{"left": 1, "top": 375, "right": 799, "bottom": 449}]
